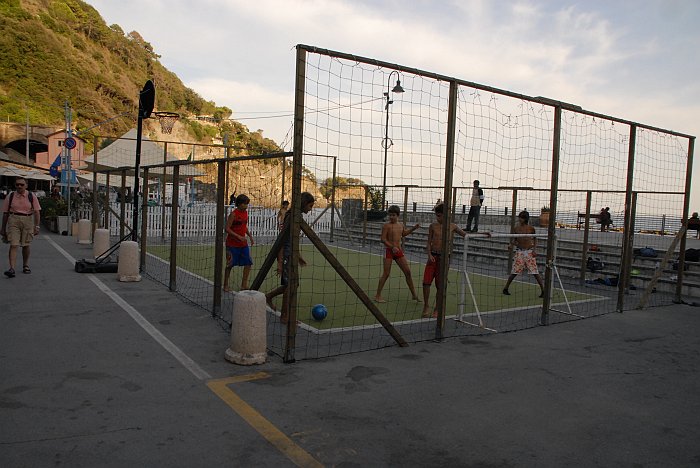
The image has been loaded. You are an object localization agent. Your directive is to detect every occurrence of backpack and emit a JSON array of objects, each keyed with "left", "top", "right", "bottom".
[
  {"left": 638, "top": 247, "right": 657, "bottom": 258},
  {"left": 7, "top": 191, "right": 35, "bottom": 211},
  {"left": 685, "top": 248, "right": 700, "bottom": 262},
  {"left": 587, "top": 257, "right": 605, "bottom": 272}
]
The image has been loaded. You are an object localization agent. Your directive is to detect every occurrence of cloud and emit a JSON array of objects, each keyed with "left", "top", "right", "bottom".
[{"left": 90, "top": 0, "right": 700, "bottom": 205}]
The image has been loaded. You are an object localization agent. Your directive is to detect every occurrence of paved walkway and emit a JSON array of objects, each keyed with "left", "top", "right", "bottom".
[{"left": 1, "top": 232, "right": 699, "bottom": 467}]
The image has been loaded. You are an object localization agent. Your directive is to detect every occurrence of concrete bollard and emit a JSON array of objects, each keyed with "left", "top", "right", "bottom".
[
  {"left": 117, "top": 240, "right": 141, "bottom": 282},
  {"left": 77, "top": 219, "right": 91, "bottom": 244},
  {"left": 225, "top": 290, "right": 267, "bottom": 365},
  {"left": 93, "top": 228, "right": 110, "bottom": 260}
]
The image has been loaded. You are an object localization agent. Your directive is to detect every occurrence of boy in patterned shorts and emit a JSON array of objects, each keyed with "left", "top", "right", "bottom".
[{"left": 502, "top": 211, "right": 544, "bottom": 298}]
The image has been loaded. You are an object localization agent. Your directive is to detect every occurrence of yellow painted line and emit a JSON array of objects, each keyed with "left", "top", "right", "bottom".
[{"left": 207, "top": 373, "right": 324, "bottom": 468}]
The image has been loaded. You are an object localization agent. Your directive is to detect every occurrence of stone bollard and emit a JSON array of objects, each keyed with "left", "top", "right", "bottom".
[
  {"left": 225, "top": 290, "right": 267, "bottom": 365},
  {"left": 93, "top": 228, "right": 110, "bottom": 260},
  {"left": 77, "top": 219, "right": 91, "bottom": 244},
  {"left": 117, "top": 240, "right": 141, "bottom": 282}
]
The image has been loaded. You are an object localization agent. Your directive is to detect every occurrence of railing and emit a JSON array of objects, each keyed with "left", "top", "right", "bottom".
[{"left": 74, "top": 203, "right": 343, "bottom": 239}]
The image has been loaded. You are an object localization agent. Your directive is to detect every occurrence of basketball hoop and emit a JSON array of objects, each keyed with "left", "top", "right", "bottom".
[{"left": 154, "top": 111, "right": 179, "bottom": 134}]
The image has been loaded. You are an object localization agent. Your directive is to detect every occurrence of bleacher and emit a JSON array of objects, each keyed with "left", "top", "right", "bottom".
[{"left": 335, "top": 219, "right": 700, "bottom": 297}]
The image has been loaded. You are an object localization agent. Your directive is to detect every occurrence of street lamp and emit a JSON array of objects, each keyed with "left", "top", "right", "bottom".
[{"left": 381, "top": 70, "right": 404, "bottom": 210}]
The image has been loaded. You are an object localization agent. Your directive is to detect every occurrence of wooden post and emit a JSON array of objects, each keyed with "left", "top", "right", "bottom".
[
  {"left": 507, "top": 189, "right": 518, "bottom": 273},
  {"left": 435, "top": 81, "right": 458, "bottom": 340},
  {"left": 283, "top": 46, "right": 307, "bottom": 363},
  {"left": 617, "top": 125, "right": 637, "bottom": 312},
  {"left": 330, "top": 156, "right": 337, "bottom": 242},
  {"left": 579, "top": 190, "right": 592, "bottom": 282},
  {"left": 541, "top": 105, "right": 563, "bottom": 326},
  {"left": 676, "top": 137, "right": 695, "bottom": 301},
  {"left": 212, "top": 161, "right": 226, "bottom": 317},
  {"left": 301, "top": 222, "right": 407, "bottom": 347}
]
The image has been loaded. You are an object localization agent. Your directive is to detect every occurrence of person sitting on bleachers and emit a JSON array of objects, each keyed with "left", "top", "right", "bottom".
[
  {"left": 599, "top": 207, "right": 612, "bottom": 232},
  {"left": 688, "top": 212, "right": 700, "bottom": 238}
]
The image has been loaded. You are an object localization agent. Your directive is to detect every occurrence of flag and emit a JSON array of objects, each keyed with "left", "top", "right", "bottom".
[{"left": 49, "top": 154, "right": 61, "bottom": 177}]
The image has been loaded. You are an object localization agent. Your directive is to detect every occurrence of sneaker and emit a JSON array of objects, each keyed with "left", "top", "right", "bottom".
[
  {"left": 502, "top": 288, "right": 510, "bottom": 295},
  {"left": 4, "top": 268, "right": 15, "bottom": 278}
]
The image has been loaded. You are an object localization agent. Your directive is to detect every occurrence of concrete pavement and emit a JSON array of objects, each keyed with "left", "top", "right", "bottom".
[{"left": 1, "top": 232, "right": 699, "bottom": 467}]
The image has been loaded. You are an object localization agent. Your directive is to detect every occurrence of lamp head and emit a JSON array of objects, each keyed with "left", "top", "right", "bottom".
[{"left": 392, "top": 79, "right": 405, "bottom": 93}]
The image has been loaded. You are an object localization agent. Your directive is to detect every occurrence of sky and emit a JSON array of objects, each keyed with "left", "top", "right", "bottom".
[{"left": 88, "top": 0, "right": 700, "bottom": 208}]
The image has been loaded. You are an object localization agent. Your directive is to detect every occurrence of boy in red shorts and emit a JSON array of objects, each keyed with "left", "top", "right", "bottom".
[
  {"left": 223, "top": 194, "right": 254, "bottom": 292},
  {"left": 422, "top": 203, "right": 467, "bottom": 318},
  {"left": 373, "top": 205, "right": 420, "bottom": 303}
]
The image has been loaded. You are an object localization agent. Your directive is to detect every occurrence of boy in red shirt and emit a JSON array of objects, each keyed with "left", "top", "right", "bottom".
[{"left": 224, "top": 194, "right": 254, "bottom": 291}]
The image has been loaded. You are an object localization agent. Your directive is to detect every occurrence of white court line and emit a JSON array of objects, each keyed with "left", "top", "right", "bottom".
[{"left": 45, "top": 236, "right": 212, "bottom": 381}]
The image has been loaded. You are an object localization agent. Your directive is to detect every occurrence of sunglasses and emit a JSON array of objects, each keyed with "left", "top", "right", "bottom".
[{"left": 15, "top": 183, "right": 25, "bottom": 187}]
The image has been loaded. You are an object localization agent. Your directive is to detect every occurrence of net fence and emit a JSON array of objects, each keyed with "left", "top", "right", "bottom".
[{"left": 74, "top": 45, "right": 693, "bottom": 362}]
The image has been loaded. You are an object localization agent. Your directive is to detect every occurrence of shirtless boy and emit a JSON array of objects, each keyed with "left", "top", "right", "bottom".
[
  {"left": 422, "top": 203, "right": 467, "bottom": 318},
  {"left": 374, "top": 205, "right": 420, "bottom": 303},
  {"left": 502, "top": 210, "right": 544, "bottom": 297}
]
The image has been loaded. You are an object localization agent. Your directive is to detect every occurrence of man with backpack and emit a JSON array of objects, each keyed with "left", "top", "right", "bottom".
[{"left": 1, "top": 177, "right": 41, "bottom": 278}]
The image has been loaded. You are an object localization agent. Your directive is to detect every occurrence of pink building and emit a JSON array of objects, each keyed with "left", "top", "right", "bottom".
[{"left": 34, "top": 130, "right": 86, "bottom": 170}]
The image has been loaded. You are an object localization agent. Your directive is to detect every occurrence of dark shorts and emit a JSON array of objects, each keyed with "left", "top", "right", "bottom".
[
  {"left": 423, "top": 253, "right": 441, "bottom": 285},
  {"left": 227, "top": 246, "right": 253, "bottom": 267}
]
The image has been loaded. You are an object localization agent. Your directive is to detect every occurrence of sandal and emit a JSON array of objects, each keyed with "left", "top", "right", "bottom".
[
  {"left": 22, "top": 266, "right": 31, "bottom": 274},
  {"left": 4, "top": 268, "right": 15, "bottom": 278}
]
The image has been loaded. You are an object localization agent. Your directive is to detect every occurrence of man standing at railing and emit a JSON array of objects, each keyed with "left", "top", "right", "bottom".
[{"left": 466, "top": 179, "right": 484, "bottom": 232}]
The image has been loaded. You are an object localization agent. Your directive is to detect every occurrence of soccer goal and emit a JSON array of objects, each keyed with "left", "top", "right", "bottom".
[{"left": 455, "top": 231, "right": 582, "bottom": 332}]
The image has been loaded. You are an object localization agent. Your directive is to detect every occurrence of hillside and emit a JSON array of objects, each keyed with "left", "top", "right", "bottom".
[{"left": 0, "top": 0, "right": 280, "bottom": 154}]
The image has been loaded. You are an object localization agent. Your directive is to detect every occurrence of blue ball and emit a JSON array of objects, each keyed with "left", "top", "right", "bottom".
[{"left": 311, "top": 304, "right": 328, "bottom": 321}]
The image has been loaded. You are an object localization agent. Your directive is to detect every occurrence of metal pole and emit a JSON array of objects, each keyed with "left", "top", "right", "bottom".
[
  {"left": 132, "top": 112, "right": 144, "bottom": 242},
  {"left": 104, "top": 173, "right": 110, "bottom": 231},
  {"left": 402, "top": 186, "right": 409, "bottom": 250},
  {"left": 25, "top": 104, "right": 29, "bottom": 164},
  {"left": 65, "top": 101, "right": 72, "bottom": 216},
  {"left": 382, "top": 90, "right": 390, "bottom": 211},
  {"left": 92, "top": 136, "right": 99, "bottom": 235},
  {"left": 169, "top": 165, "right": 180, "bottom": 292},
  {"left": 161, "top": 142, "right": 167, "bottom": 241},
  {"left": 120, "top": 170, "right": 126, "bottom": 239},
  {"left": 140, "top": 167, "right": 149, "bottom": 271}
]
